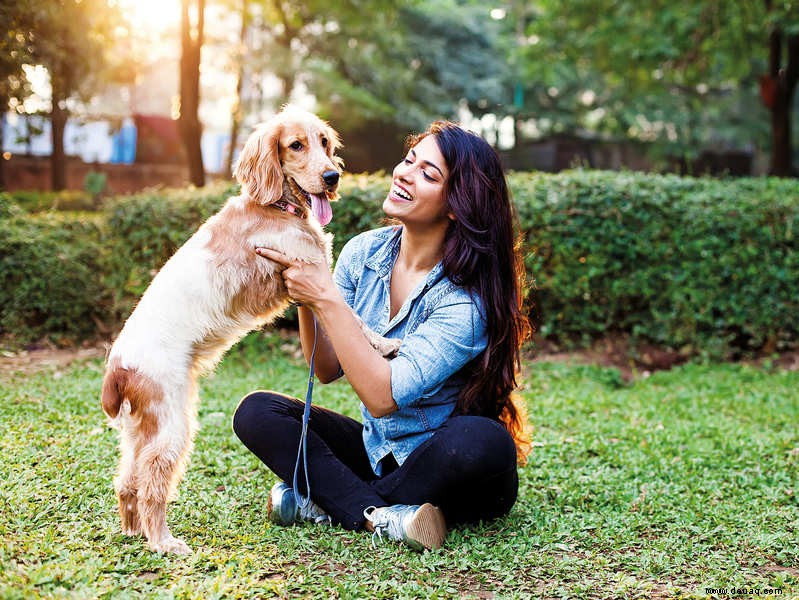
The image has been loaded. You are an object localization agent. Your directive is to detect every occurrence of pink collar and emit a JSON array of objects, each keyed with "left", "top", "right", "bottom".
[{"left": 273, "top": 199, "right": 307, "bottom": 219}]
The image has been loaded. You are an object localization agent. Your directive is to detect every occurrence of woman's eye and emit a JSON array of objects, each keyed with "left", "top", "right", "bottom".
[
  {"left": 422, "top": 171, "right": 435, "bottom": 182},
  {"left": 403, "top": 158, "right": 413, "bottom": 164},
  {"left": 289, "top": 141, "right": 304, "bottom": 151}
]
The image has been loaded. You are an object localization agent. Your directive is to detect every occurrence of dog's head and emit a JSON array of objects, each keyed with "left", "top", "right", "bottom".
[{"left": 234, "top": 106, "right": 342, "bottom": 226}]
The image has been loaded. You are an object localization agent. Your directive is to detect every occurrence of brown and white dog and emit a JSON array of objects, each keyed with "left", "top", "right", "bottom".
[{"left": 101, "top": 107, "right": 394, "bottom": 554}]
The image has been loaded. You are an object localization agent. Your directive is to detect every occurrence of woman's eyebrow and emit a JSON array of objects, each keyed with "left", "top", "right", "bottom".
[{"left": 410, "top": 149, "right": 444, "bottom": 178}]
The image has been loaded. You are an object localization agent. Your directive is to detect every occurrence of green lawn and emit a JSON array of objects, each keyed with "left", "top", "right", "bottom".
[{"left": 1, "top": 335, "right": 797, "bottom": 599}]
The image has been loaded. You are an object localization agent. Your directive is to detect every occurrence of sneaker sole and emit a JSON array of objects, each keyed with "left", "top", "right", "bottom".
[{"left": 405, "top": 503, "right": 447, "bottom": 551}]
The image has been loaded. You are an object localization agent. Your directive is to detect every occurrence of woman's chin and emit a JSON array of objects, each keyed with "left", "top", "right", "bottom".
[{"left": 382, "top": 196, "right": 409, "bottom": 218}]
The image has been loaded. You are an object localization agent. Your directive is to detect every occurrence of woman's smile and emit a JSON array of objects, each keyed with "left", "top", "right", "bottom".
[
  {"left": 383, "top": 135, "right": 449, "bottom": 225},
  {"left": 389, "top": 183, "right": 414, "bottom": 203}
]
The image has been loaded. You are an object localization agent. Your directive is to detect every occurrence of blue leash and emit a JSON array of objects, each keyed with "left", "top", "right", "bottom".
[{"left": 291, "top": 316, "right": 317, "bottom": 513}]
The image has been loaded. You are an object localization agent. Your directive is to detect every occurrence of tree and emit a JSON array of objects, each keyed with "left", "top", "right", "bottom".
[
  {"left": 0, "top": 0, "right": 35, "bottom": 190},
  {"left": 179, "top": 0, "right": 206, "bottom": 187},
  {"left": 223, "top": 0, "right": 508, "bottom": 169},
  {"left": 224, "top": 0, "right": 249, "bottom": 178},
  {"left": 509, "top": 0, "right": 798, "bottom": 175},
  {"left": 761, "top": 0, "right": 799, "bottom": 175},
  {"left": 20, "top": 0, "right": 123, "bottom": 190}
]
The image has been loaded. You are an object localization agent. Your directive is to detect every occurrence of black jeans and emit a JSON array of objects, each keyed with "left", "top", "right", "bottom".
[{"left": 233, "top": 391, "right": 519, "bottom": 530}]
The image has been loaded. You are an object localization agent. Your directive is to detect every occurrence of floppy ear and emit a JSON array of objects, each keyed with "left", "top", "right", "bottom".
[
  {"left": 234, "top": 122, "right": 283, "bottom": 204},
  {"left": 325, "top": 124, "right": 345, "bottom": 172}
]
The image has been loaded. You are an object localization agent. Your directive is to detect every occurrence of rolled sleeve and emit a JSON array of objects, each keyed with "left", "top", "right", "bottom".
[
  {"left": 390, "top": 298, "right": 487, "bottom": 408},
  {"left": 333, "top": 237, "right": 358, "bottom": 308}
]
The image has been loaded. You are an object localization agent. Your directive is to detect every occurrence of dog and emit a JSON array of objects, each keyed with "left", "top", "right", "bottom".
[{"left": 101, "top": 107, "right": 397, "bottom": 554}]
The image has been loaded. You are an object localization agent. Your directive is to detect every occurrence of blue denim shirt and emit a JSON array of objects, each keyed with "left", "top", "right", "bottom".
[{"left": 333, "top": 226, "right": 488, "bottom": 475}]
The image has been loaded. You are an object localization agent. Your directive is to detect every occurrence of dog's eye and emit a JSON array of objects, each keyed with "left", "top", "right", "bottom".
[
  {"left": 321, "top": 137, "right": 328, "bottom": 148},
  {"left": 289, "top": 141, "right": 304, "bottom": 151}
]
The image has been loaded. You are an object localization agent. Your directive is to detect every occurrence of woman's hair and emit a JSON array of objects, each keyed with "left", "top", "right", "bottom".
[{"left": 408, "top": 121, "right": 534, "bottom": 463}]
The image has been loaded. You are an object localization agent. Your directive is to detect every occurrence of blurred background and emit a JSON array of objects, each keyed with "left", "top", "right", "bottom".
[{"left": 1, "top": 0, "right": 797, "bottom": 194}]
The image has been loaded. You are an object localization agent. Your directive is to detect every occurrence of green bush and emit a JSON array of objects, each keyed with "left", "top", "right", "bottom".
[
  {"left": 0, "top": 211, "right": 108, "bottom": 345},
  {"left": 511, "top": 171, "right": 799, "bottom": 357},
  {"left": 7, "top": 189, "right": 97, "bottom": 212},
  {"left": 102, "top": 183, "right": 235, "bottom": 317},
  {"left": 2, "top": 172, "right": 797, "bottom": 357}
]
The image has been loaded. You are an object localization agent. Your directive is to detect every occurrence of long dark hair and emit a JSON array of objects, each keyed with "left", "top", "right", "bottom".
[{"left": 409, "top": 121, "right": 533, "bottom": 463}]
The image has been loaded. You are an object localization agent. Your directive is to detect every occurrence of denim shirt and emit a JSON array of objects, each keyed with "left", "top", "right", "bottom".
[{"left": 333, "top": 226, "right": 488, "bottom": 475}]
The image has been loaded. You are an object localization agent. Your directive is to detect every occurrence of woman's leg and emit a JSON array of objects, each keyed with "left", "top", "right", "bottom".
[
  {"left": 232, "top": 390, "right": 386, "bottom": 529},
  {"left": 371, "top": 415, "right": 519, "bottom": 525}
]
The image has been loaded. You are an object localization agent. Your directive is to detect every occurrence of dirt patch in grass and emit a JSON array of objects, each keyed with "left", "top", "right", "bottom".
[
  {"left": 2, "top": 333, "right": 797, "bottom": 381},
  {"left": 529, "top": 335, "right": 799, "bottom": 381},
  {"left": 0, "top": 342, "right": 108, "bottom": 376}
]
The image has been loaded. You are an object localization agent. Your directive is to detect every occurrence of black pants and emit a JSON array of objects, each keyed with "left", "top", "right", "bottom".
[{"left": 233, "top": 391, "right": 519, "bottom": 530}]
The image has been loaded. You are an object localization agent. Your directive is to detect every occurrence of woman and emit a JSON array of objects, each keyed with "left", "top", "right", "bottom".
[{"left": 233, "top": 121, "right": 532, "bottom": 551}]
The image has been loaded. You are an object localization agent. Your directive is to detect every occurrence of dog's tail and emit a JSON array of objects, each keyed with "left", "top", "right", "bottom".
[
  {"left": 101, "top": 363, "right": 130, "bottom": 418},
  {"left": 101, "top": 361, "right": 157, "bottom": 418}
]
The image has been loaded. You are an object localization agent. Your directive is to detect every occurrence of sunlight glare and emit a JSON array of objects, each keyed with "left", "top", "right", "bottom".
[{"left": 116, "top": 0, "right": 180, "bottom": 34}]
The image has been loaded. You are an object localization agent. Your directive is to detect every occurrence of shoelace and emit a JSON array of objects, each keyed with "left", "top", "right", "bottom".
[
  {"left": 299, "top": 500, "right": 332, "bottom": 526},
  {"left": 365, "top": 506, "right": 405, "bottom": 549}
]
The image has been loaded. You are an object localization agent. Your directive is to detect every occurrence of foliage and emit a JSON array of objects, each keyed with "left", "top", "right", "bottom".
[
  {"left": 503, "top": 0, "right": 799, "bottom": 166},
  {"left": 228, "top": 0, "right": 507, "bottom": 133},
  {"left": 24, "top": 0, "right": 123, "bottom": 99},
  {"left": 512, "top": 170, "right": 799, "bottom": 356},
  {"left": 0, "top": 349, "right": 797, "bottom": 597},
  {"left": 305, "top": 1, "right": 509, "bottom": 131},
  {"left": 4, "top": 189, "right": 96, "bottom": 213},
  {"left": 0, "top": 0, "right": 35, "bottom": 108},
  {"left": 1, "top": 172, "right": 797, "bottom": 357},
  {"left": 102, "top": 182, "right": 235, "bottom": 316},
  {"left": 0, "top": 210, "right": 107, "bottom": 345}
]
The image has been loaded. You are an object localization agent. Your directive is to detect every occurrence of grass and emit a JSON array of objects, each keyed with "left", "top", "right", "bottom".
[{"left": 1, "top": 333, "right": 797, "bottom": 599}]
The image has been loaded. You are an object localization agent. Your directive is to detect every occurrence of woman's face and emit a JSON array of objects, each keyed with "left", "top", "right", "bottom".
[{"left": 383, "top": 134, "right": 452, "bottom": 228}]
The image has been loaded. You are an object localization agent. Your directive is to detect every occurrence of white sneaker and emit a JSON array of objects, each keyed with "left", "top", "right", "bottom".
[
  {"left": 267, "top": 482, "right": 332, "bottom": 526},
  {"left": 364, "top": 503, "right": 447, "bottom": 551}
]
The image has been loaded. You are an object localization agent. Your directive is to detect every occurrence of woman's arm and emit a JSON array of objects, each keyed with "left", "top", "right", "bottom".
[
  {"left": 297, "top": 305, "right": 340, "bottom": 384},
  {"left": 312, "top": 293, "right": 396, "bottom": 418},
  {"left": 256, "top": 247, "right": 397, "bottom": 417}
]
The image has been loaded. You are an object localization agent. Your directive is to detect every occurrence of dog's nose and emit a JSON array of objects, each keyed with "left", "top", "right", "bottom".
[{"left": 322, "top": 170, "right": 340, "bottom": 188}]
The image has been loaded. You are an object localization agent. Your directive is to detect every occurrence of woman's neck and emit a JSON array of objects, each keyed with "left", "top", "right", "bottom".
[{"left": 396, "top": 224, "right": 447, "bottom": 273}]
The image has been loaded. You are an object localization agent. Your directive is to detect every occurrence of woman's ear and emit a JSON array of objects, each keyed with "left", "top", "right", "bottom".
[{"left": 234, "top": 122, "right": 283, "bottom": 204}]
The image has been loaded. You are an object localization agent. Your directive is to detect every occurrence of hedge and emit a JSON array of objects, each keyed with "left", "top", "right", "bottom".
[
  {"left": 0, "top": 173, "right": 796, "bottom": 358},
  {"left": 511, "top": 171, "right": 799, "bottom": 357},
  {"left": 0, "top": 201, "right": 108, "bottom": 345}
]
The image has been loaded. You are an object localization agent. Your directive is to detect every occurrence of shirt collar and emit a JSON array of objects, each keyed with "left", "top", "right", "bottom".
[
  {"left": 364, "top": 226, "right": 446, "bottom": 288},
  {"left": 364, "top": 226, "right": 403, "bottom": 278}
]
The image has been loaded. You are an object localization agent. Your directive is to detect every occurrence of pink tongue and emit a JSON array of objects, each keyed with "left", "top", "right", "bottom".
[{"left": 311, "top": 194, "right": 333, "bottom": 226}]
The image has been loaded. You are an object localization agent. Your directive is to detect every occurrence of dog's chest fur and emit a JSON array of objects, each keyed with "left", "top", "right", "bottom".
[{"left": 110, "top": 194, "right": 332, "bottom": 376}]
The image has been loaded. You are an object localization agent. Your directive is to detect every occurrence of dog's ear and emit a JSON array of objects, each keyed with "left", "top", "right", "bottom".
[
  {"left": 325, "top": 124, "right": 344, "bottom": 172},
  {"left": 234, "top": 123, "right": 283, "bottom": 204}
]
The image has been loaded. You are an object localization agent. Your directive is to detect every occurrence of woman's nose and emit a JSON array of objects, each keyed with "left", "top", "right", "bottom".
[{"left": 394, "top": 161, "right": 412, "bottom": 181}]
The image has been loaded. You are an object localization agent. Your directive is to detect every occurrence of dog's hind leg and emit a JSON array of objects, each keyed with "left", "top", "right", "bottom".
[
  {"left": 135, "top": 399, "right": 195, "bottom": 555},
  {"left": 115, "top": 427, "right": 141, "bottom": 536}
]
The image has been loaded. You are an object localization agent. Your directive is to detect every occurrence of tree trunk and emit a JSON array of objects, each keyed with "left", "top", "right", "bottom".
[
  {"left": 0, "top": 102, "right": 6, "bottom": 191},
  {"left": 763, "top": 4, "right": 798, "bottom": 177},
  {"left": 51, "top": 79, "right": 68, "bottom": 190},
  {"left": 179, "top": 0, "right": 205, "bottom": 187},
  {"left": 225, "top": 0, "right": 248, "bottom": 179}
]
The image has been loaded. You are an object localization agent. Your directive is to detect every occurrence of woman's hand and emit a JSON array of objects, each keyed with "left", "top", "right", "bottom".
[{"left": 255, "top": 247, "right": 336, "bottom": 309}]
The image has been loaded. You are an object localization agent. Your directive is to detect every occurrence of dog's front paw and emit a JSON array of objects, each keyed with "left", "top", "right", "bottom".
[
  {"left": 149, "top": 535, "right": 192, "bottom": 555},
  {"left": 373, "top": 337, "right": 401, "bottom": 358}
]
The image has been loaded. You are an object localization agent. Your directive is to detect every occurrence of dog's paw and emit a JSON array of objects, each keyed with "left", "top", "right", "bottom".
[
  {"left": 121, "top": 526, "right": 142, "bottom": 537},
  {"left": 374, "top": 337, "right": 401, "bottom": 358},
  {"left": 149, "top": 536, "right": 192, "bottom": 555}
]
